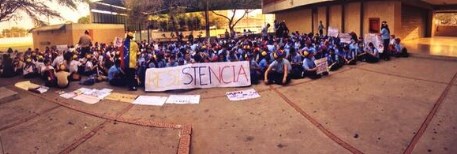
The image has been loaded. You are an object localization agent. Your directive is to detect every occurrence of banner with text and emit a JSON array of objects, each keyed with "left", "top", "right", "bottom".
[
  {"left": 145, "top": 61, "right": 251, "bottom": 91},
  {"left": 364, "top": 33, "right": 384, "bottom": 52},
  {"left": 328, "top": 27, "right": 339, "bottom": 37}
]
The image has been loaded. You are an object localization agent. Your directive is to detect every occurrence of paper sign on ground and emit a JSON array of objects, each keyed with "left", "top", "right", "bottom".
[
  {"left": 14, "top": 81, "right": 40, "bottom": 91},
  {"left": 314, "top": 57, "right": 329, "bottom": 74},
  {"left": 133, "top": 96, "right": 168, "bottom": 106},
  {"left": 73, "top": 94, "right": 101, "bottom": 104},
  {"left": 60, "top": 92, "right": 77, "bottom": 99},
  {"left": 105, "top": 92, "right": 138, "bottom": 103},
  {"left": 226, "top": 89, "right": 260, "bottom": 101},
  {"left": 165, "top": 95, "right": 200, "bottom": 104}
]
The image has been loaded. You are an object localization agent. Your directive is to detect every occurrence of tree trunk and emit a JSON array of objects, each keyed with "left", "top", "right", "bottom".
[{"left": 205, "top": 0, "right": 210, "bottom": 39}]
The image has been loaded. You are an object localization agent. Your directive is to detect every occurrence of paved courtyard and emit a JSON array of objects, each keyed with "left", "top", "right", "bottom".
[{"left": 0, "top": 53, "right": 456, "bottom": 153}]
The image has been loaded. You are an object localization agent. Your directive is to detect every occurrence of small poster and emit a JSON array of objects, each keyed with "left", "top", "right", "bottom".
[
  {"left": 364, "top": 33, "right": 384, "bottom": 52},
  {"left": 114, "top": 37, "right": 123, "bottom": 47},
  {"left": 133, "top": 96, "right": 168, "bottom": 106},
  {"left": 314, "top": 57, "right": 329, "bottom": 75},
  {"left": 165, "top": 95, "right": 200, "bottom": 104},
  {"left": 328, "top": 27, "right": 339, "bottom": 37},
  {"left": 339, "top": 33, "right": 352, "bottom": 43},
  {"left": 226, "top": 89, "right": 260, "bottom": 101},
  {"left": 105, "top": 92, "right": 138, "bottom": 103}
]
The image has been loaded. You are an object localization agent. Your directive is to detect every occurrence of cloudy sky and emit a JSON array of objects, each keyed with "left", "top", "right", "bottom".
[{"left": 0, "top": 1, "right": 91, "bottom": 31}]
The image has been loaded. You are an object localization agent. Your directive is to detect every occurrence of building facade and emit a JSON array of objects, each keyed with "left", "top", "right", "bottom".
[{"left": 263, "top": 0, "right": 457, "bottom": 40}]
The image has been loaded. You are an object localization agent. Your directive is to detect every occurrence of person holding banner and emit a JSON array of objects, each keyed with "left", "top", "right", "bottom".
[{"left": 264, "top": 50, "right": 291, "bottom": 85}]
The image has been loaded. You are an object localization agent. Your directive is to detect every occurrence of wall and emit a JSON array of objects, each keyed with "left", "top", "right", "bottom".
[
  {"left": 398, "top": 5, "right": 428, "bottom": 40},
  {"left": 329, "top": 5, "right": 342, "bottom": 31},
  {"left": 435, "top": 26, "right": 457, "bottom": 36},
  {"left": 363, "top": 1, "right": 401, "bottom": 36},
  {"left": 275, "top": 8, "right": 312, "bottom": 33},
  {"left": 317, "top": 6, "right": 327, "bottom": 35},
  {"left": 345, "top": 2, "right": 361, "bottom": 34},
  {"left": 32, "top": 26, "right": 73, "bottom": 51}
]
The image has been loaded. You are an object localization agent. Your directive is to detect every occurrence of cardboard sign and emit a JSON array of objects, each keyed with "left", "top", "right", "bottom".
[
  {"left": 145, "top": 61, "right": 251, "bottom": 92},
  {"left": 226, "top": 89, "right": 260, "bottom": 101},
  {"left": 105, "top": 92, "right": 138, "bottom": 103},
  {"left": 314, "top": 57, "right": 329, "bottom": 74},
  {"left": 165, "top": 95, "right": 200, "bottom": 104},
  {"left": 339, "top": 33, "right": 352, "bottom": 44},
  {"left": 133, "top": 96, "right": 168, "bottom": 106},
  {"left": 328, "top": 27, "right": 339, "bottom": 37},
  {"left": 364, "top": 33, "right": 384, "bottom": 52}
]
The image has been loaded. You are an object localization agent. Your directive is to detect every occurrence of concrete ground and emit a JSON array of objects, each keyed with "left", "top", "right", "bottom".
[{"left": 0, "top": 53, "right": 457, "bottom": 153}]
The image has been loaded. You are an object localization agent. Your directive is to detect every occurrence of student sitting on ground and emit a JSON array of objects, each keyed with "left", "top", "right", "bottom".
[
  {"left": 327, "top": 48, "right": 344, "bottom": 71},
  {"left": 290, "top": 50, "right": 304, "bottom": 79},
  {"left": 392, "top": 38, "right": 409, "bottom": 58},
  {"left": 247, "top": 53, "right": 261, "bottom": 84},
  {"left": 364, "top": 43, "right": 380, "bottom": 63},
  {"left": 1, "top": 54, "right": 15, "bottom": 78},
  {"left": 302, "top": 51, "right": 321, "bottom": 79},
  {"left": 108, "top": 60, "right": 126, "bottom": 87},
  {"left": 55, "top": 64, "right": 70, "bottom": 88},
  {"left": 264, "top": 50, "right": 291, "bottom": 85},
  {"left": 23, "top": 58, "right": 38, "bottom": 78},
  {"left": 343, "top": 46, "right": 357, "bottom": 65},
  {"left": 42, "top": 59, "right": 57, "bottom": 87}
]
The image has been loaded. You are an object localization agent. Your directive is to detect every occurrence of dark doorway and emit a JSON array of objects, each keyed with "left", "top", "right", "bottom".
[{"left": 369, "top": 18, "right": 380, "bottom": 33}]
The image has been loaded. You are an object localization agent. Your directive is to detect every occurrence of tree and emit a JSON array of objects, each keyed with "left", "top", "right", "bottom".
[
  {"left": 1, "top": 26, "right": 28, "bottom": 37},
  {"left": 0, "top": 0, "right": 88, "bottom": 26},
  {"left": 209, "top": 0, "right": 258, "bottom": 34},
  {"left": 77, "top": 15, "right": 90, "bottom": 24}
]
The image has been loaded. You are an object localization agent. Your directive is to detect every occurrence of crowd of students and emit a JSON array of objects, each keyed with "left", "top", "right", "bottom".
[{"left": 0, "top": 21, "right": 408, "bottom": 90}]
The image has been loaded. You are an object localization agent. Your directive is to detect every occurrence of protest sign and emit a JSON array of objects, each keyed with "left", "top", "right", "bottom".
[
  {"left": 339, "top": 33, "right": 352, "bottom": 43},
  {"left": 73, "top": 94, "right": 100, "bottom": 104},
  {"left": 105, "top": 92, "right": 138, "bottom": 103},
  {"left": 314, "top": 57, "right": 329, "bottom": 74},
  {"left": 364, "top": 33, "right": 384, "bottom": 52},
  {"left": 166, "top": 95, "right": 200, "bottom": 104},
  {"left": 113, "top": 37, "right": 123, "bottom": 47},
  {"left": 56, "top": 45, "right": 68, "bottom": 52},
  {"left": 145, "top": 61, "right": 251, "bottom": 92},
  {"left": 14, "top": 81, "right": 40, "bottom": 91},
  {"left": 226, "top": 89, "right": 260, "bottom": 101},
  {"left": 133, "top": 96, "right": 168, "bottom": 106},
  {"left": 328, "top": 27, "right": 339, "bottom": 37}
]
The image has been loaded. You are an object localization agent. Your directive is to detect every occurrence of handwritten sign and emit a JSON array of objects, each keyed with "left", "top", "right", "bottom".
[
  {"left": 226, "top": 89, "right": 260, "bottom": 101},
  {"left": 113, "top": 37, "right": 123, "bottom": 47},
  {"left": 165, "top": 95, "right": 200, "bottom": 104},
  {"left": 364, "top": 33, "right": 384, "bottom": 52},
  {"left": 145, "top": 61, "right": 251, "bottom": 92},
  {"left": 314, "top": 57, "right": 329, "bottom": 74},
  {"left": 339, "top": 33, "right": 352, "bottom": 43},
  {"left": 328, "top": 27, "right": 339, "bottom": 37}
]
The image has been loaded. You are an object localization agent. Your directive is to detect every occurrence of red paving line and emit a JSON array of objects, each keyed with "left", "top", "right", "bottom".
[
  {"left": 403, "top": 71, "right": 457, "bottom": 154},
  {"left": 0, "top": 136, "right": 5, "bottom": 154},
  {"left": 59, "top": 120, "right": 109, "bottom": 154},
  {"left": 356, "top": 67, "right": 448, "bottom": 85},
  {"left": 0, "top": 105, "right": 61, "bottom": 132},
  {"left": 272, "top": 87, "right": 363, "bottom": 154}
]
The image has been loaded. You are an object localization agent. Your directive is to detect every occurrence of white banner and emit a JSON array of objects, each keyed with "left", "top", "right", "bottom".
[
  {"left": 314, "top": 57, "right": 329, "bottom": 74},
  {"left": 56, "top": 45, "right": 68, "bottom": 52},
  {"left": 145, "top": 61, "right": 251, "bottom": 91},
  {"left": 328, "top": 27, "right": 339, "bottom": 37},
  {"left": 364, "top": 33, "right": 384, "bottom": 52}
]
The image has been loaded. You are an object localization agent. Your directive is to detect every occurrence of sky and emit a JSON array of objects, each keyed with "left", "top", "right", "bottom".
[{"left": 0, "top": 1, "right": 91, "bottom": 31}]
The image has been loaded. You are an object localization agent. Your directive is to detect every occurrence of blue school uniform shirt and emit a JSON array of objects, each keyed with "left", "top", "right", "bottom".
[
  {"left": 369, "top": 47, "right": 380, "bottom": 58},
  {"left": 269, "top": 59, "right": 291, "bottom": 73},
  {"left": 259, "top": 58, "right": 268, "bottom": 70},
  {"left": 381, "top": 28, "right": 390, "bottom": 40},
  {"left": 302, "top": 57, "right": 316, "bottom": 71},
  {"left": 108, "top": 65, "right": 120, "bottom": 81}
]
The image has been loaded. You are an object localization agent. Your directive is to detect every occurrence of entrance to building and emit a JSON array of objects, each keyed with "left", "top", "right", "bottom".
[{"left": 433, "top": 12, "right": 457, "bottom": 37}]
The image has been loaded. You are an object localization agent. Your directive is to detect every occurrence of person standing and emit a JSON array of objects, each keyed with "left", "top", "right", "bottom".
[
  {"left": 78, "top": 30, "right": 92, "bottom": 58},
  {"left": 122, "top": 32, "right": 140, "bottom": 91},
  {"left": 318, "top": 21, "right": 324, "bottom": 37},
  {"left": 380, "top": 21, "right": 391, "bottom": 61}
]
